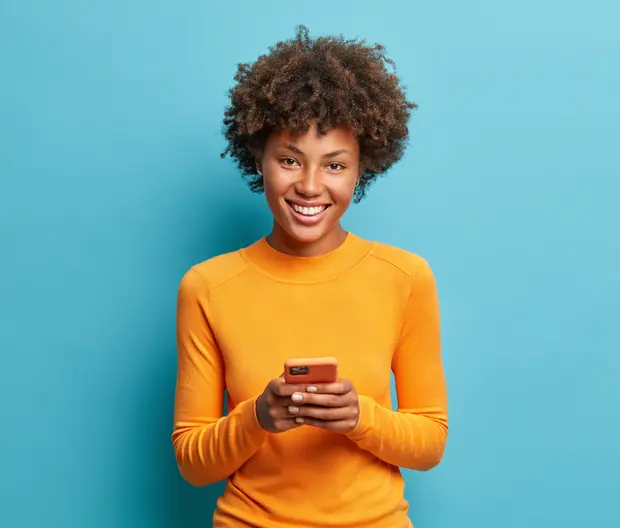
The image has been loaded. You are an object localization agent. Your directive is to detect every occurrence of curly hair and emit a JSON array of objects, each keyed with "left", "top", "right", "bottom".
[{"left": 221, "top": 25, "right": 416, "bottom": 202}]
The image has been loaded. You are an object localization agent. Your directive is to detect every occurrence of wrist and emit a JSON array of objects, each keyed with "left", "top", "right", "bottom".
[
  {"left": 255, "top": 393, "right": 269, "bottom": 432},
  {"left": 233, "top": 395, "right": 271, "bottom": 444},
  {"left": 345, "top": 394, "right": 374, "bottom": 440}
]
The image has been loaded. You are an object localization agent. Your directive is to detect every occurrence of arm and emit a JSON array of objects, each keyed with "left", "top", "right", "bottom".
[
  {"left": 171, "top": 267, "right": 268, "bottom": 486},
  {"left": 346, "top": 258, "right": 448, "bottom": 470}
]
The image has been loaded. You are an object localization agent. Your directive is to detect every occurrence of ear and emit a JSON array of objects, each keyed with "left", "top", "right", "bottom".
[
  {"left": 255, "top": 160, "right": 263, "bottom": 175},
  {"left": 355, "top": 163, "right": 364, "bottom": 187}
]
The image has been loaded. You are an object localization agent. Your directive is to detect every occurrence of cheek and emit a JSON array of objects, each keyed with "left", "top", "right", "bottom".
[
  {"left": 263, "top": 180, "right": 280, "bottom": 214},
  {"left": 262, "top": 170, "right": 291, "bottom": 213},
  {"left": 262, "top": 169, "right": 282, "bottom": 197},
  {"left": 262, "top": 176, "right": 276, "bottom": 199},
  {"left": 331, "top": 178, "right": 357, "bottom": 207}
]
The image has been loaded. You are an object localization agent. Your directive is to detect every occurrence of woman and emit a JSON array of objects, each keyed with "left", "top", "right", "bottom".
[{"left": 172, "top": 26, "right": 448, "bottom": 528}]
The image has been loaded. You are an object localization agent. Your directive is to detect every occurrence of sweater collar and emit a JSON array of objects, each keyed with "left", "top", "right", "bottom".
[{"left": 241, "top": 232, "right": 373, "bottom": 283}]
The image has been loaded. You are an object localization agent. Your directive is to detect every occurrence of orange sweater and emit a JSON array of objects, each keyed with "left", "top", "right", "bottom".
[{"left": 172, "top": 233, "right": 448, "bottom": 527}]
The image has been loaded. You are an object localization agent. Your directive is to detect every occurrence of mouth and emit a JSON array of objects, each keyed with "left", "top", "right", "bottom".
[{"left": 285, "top": 200, "right": 331, "bottom": 224}]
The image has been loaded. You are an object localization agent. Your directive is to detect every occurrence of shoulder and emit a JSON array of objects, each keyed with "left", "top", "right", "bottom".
[
  {"left": 179, "top": 248, "right": 251, "bottom": 294},
  {"left": 368, "top": 240, "right": 434, "bottom": 279},
  {"left": 365, "top": 239, "right": 438, "bottom": 295}
]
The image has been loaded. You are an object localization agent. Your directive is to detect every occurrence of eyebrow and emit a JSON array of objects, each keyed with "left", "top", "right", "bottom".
[{"left": 276, "top": 143, "right": 353, "bottom": 158}]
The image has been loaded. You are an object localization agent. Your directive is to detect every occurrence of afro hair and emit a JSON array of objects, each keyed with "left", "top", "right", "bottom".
[{"left": 221, "top": 25, "right": 416, "bottom": 202}]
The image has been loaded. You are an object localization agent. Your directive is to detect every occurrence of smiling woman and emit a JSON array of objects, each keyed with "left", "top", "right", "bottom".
[
  {"left": 259, "top": 124, "right": 360, "bottom": 255},
  {"left": 172, "top": 25, "right": 448, "bottom": 528}
]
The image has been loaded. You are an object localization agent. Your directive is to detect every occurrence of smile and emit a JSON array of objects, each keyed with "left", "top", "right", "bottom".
[{"left": 287, "top": 202, "right": 329, "bottom": 217}]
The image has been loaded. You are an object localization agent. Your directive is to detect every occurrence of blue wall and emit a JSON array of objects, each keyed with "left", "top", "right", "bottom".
[{"left": 1, "top": 1, "right": 619, "bottom": 526}]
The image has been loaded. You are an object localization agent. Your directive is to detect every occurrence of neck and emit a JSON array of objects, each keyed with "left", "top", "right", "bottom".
[
  {"left": 242, "top": 230, "right": 373, "bottom": 284},
  {"left": 267, "top": 222, "right": 348, "bottom": 257}
]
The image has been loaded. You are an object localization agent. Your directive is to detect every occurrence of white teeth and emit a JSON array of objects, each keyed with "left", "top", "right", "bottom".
[{"left": 291, "top": 203, "right": 327, "bottom": 216}]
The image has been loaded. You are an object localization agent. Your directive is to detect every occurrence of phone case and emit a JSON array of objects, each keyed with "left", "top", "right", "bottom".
[{"left": 284, "top": 357, "right": 339, "bottom": 384}]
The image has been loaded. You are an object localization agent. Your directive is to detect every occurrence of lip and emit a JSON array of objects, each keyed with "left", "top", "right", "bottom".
[
  {"left": 286, "top": 200, "right": 331, "bottom": 207},
  {"left": 285, "top": 200, "right": 331, "bottom": 226}
]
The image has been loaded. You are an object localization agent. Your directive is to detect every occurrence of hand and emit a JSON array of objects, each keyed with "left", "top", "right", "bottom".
[
  {"left": 286, "top": 378, "right": 360, "bottom": 434},
  {"left": 256, "top": 375, "right": 309, "bottom": 433}
]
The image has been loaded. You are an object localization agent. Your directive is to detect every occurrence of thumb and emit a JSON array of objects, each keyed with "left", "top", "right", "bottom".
[{"left": 268, "top": 373, "right": 286, "bottom": 394}]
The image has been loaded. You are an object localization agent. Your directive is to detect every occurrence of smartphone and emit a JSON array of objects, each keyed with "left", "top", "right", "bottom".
[{"left": 284, "top": 357, "right": 339, "bottom": 385}]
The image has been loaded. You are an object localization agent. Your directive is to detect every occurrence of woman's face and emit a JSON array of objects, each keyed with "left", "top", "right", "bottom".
[{"left": 257, "top": 122, "right": 360, "bottom": 254}]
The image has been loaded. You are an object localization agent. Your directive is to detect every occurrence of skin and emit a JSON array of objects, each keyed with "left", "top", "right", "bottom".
[
  {"left": 257, "top": 375, "right": 360, "bottom": 434},
  {"left": 256, "top": 121, "right": 360, "bottom": 257},
  {"left": 255, "top": 122, "right": 362, "bottom": 434}
]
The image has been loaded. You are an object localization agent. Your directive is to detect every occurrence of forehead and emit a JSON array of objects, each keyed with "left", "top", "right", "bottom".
[{"left": 267, "top": 123, "right": 359, "bottom": 154}]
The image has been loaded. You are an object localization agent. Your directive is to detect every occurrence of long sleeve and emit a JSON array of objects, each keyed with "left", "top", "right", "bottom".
[
  {"left": 346, "top": 258, "right": 448, "bottom": 470},
  {"left": 171, "top": 267, "right": 269, "bottom": 487}
]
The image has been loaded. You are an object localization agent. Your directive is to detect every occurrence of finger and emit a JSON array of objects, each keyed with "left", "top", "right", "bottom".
[
  {"left": 272, "top": 418, "right": 303, "bottom": 433},
  {"left": 303, "top": 378, "right": 353, "bottom": 395},
  {"left": 288, "top": 392, "right": 348, "bottom": 408},
  {"left": 269, "top": 393, "right": 300, "bottom": 408},
  {"left": 288, "top": 404, "right": 353, "bottom": 421},
  {"left": 270, "top": 404, "right": 298, "bottom": 421},
  {"left": 268, "top": 377, "right": 307, "bottom": 398},
  {"left": 293, "top": 416, "right": 357, "bottom": 433}
]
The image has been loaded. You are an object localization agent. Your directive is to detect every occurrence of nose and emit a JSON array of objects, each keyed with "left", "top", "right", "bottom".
[{"left": 294, "top": 167, "right": 323, "bottom": 198}]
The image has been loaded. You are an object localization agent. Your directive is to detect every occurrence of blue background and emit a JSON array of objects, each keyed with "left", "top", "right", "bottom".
[{"left": 1, "top": 1, "right": 619, "bottom": 526}]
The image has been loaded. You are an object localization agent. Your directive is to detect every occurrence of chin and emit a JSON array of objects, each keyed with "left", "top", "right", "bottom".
[
  {"left": 268, "top": 198, "right": 346, "bottom": 249},
  {"left": 283, "top": 223, "right": 330, "bottom": 245}
]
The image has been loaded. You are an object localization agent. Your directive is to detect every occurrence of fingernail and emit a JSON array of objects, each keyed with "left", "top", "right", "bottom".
[
  {"left": 306, "top": 386, "right": 318, "bottom": 393},
  {"left": 291, "top": 393, "right": 303, "bottom": 402},
  {"left": 295, "top": 417, "right": 304, "bottom": 424},
  {"left": 288, "top": 406, "right": 299, "bottom": 414}
]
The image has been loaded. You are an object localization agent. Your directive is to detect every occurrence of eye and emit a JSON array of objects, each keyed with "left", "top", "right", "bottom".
[
  {"left": 328, "top": 162, "right": 345, "bottom": 171},
  {"left": 279, "top": 157, "right": 299, "bottom": 167}
]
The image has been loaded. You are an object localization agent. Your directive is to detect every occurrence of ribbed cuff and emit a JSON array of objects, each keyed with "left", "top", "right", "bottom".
[
  {"left": 236, "top": 395, "right": 270, "bottom": 445},
  {"left": 345, "top": 394, "right": 376, "bottom": 442}
]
